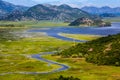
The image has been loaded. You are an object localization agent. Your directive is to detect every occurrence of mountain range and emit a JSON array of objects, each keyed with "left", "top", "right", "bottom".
[
  {"left": 1, "top": 0, "right": 120, "bottom": 21},
  {"left": 0, "top": 0, "right": 28, "bottom": 18},
  {"left": 81, "top": 6, "right": 120, "bottom": 15},
  {"left": 1, "top": 1, "right": 92, "bottom": 21},
  {"left": 22, "top": 4, "right": 92, "bottom": 21}
]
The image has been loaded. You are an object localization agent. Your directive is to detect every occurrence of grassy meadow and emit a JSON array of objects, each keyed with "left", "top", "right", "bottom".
[
  {"left": 0, "top": 21, "right": 69, "bottom": 28},
  {"left": 42, "top": 55, "right": 120, "bottom": 80},
  {"left": 0, "top": 54, "right": 61, "bottom": 74},
  {"left": 59, "top": 33, "right": 101, "bottom": 41}
]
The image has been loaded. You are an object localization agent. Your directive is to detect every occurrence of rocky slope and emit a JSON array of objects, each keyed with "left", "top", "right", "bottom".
[
  {"left": 69, "top": 17, "right": 111, "bottom": 27},
  {"left": 3, "top": 4, "right": 93, "bottom": 21}
]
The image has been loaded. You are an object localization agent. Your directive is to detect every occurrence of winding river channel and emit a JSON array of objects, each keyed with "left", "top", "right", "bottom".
[
  {"left": 1, "top": 22, "right": 120, "bottom": 75},
  {"left": 0, "top": 52, "right": 69, "bottom": 75}
]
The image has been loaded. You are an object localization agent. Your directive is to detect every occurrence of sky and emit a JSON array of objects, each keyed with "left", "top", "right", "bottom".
[{"left": 3, "top": 0, "right": 120, "bottom": 8}]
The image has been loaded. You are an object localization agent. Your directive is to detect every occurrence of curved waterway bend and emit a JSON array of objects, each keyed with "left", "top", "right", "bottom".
[
  {"left": 0, "top": 52, "right": 69, "bottom": 75},
  {"left": 28, "top": 22, "right": 120, "bottom": 42}
]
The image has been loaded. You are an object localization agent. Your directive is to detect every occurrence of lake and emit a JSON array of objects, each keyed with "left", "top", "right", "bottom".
[{"left": 28, "top": 22, "right": 120, "bottom": 42}]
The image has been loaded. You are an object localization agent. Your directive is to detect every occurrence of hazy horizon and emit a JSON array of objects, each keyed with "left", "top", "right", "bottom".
[{"left": 3, "top": 0, "right": 120, "bottom": 8}]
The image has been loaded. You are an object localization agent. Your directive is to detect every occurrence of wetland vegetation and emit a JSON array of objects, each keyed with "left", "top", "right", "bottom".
[
  {"left": 0, "top": 21, "right": 120, "bottom": 80},
  {"left": 0, "top": 0, "right": 120, "bottom": 79}
]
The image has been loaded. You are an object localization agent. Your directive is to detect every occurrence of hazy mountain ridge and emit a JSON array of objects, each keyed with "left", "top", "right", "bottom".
[
  {"left": 24, "top": 4, "right": 91, "bottom": 21},
  {"left": 1, "top": 0, "right": 120, "bottom": 21},
  {"left": 81, "top": 6, "right": 120, "bottom": 15},
  {"left": 0, "top": 0, "right": 28, "bottom": 18}
]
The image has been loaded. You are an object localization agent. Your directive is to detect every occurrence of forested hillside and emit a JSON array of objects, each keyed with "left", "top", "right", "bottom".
[{"left": 57, "top": 33, "right": 120, "bottom": 66}]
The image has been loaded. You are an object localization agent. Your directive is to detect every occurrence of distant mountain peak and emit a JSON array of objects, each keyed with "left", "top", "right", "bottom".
[
  {"left": 2, "top": 4, "right": 92, "bottom": 21},
  {"left": 32, "top": 4, "right": 45, "bottom": 8},
  {"left": 43, "top": 4, "right": 53, "bottom": 7},
  {"left": 58, "top": 4, "right": 72, "bottom": 9},
  {"left": 59, "top": 4, "right": 70, "bottom": 7}
]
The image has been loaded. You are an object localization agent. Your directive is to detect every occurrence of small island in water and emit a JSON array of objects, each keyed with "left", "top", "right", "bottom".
[{"left": 69, "top": 17, "right": 111, "bottom": 27}]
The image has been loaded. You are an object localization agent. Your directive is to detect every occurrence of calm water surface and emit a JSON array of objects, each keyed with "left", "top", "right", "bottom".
[{"left": 28, "top": 22, "right": 120, "bottom": 42}]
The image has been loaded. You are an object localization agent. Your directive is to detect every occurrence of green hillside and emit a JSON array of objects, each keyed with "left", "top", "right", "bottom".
[{"left": 57, "top": 33, "right": 120, "bottom": 66}]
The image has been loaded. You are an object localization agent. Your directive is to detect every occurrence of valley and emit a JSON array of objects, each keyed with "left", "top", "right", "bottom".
[
  {"left": 0, "top": 22, "right": 120, "bottom": 80},
  {"left": 0, "top": 0, "right": 120, "bottom": 80}
]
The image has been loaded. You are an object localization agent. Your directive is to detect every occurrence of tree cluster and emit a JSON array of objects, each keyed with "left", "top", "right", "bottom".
[
  {"left": 57, "top": 33, "right": 120, "bottom": 66},
  {"left": 50, "top": 75, "right": 80, "bottom": 80}
]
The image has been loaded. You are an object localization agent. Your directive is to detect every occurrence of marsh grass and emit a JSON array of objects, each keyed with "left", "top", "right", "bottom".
[
  {"left": 0, "top": 21, "right": 69, "bottom": 28},
  {"left": 0, "top": 26, "right": 120, "bottom": 80},
  {"left": 59, "top": 33, "right": 100, "bottom": 41},
  {"left": 42, "top": 55, "right": 120, "bottom": 80}
]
